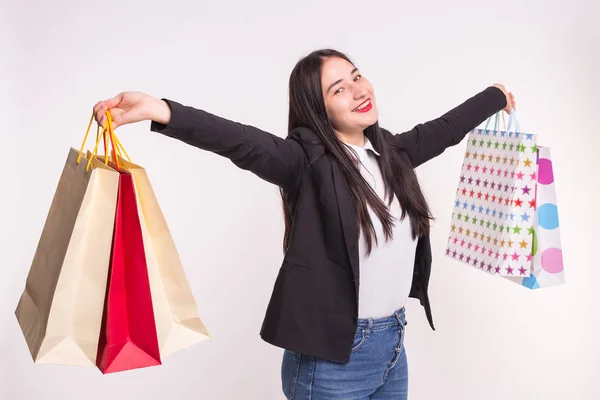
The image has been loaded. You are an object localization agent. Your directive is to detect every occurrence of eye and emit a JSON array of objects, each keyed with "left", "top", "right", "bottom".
[{"left": 333, "top": 75, "right": 362, "bottom": 95}]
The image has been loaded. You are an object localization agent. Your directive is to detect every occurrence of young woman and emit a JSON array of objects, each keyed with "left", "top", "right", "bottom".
[{"left": 93, "top": 48, "right": 515, "bottom": 399}]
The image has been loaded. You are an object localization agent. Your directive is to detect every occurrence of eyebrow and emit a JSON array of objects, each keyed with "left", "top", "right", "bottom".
[{"left": 326, "top": 67, "right": 359, "bottom": 94}]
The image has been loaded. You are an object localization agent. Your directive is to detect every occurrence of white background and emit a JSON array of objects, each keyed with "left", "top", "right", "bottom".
[{"left": 2, "top": 0, "right": 599, "bottom": 399}]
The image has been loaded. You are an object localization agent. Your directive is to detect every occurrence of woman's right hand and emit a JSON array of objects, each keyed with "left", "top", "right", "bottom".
[{"left": 93, "top": 91, "right": 171, "bottom": 130}]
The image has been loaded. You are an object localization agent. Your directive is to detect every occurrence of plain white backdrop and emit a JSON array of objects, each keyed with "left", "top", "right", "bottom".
[{"left": 2, "top": 0, "right": 599, "bottom": 399}]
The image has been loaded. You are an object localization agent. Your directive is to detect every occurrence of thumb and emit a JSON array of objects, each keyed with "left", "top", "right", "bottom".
[{"left": 102, "top": 93, "right": 123, "bottom": 109}]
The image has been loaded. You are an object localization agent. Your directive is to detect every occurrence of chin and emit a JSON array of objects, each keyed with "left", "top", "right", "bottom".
[{"left": 360, "top": 115, "right": 379, "bottom": 129}]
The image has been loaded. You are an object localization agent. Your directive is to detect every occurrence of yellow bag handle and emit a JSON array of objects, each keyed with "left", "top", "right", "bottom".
[
  {"left": 77, "top": 110, "right": 131, "bottom": 172},
  {"left": 105, "top": 111, "right": 131, "bottom": 163},
  {"left": 77, "top": 113, "right": 96, "bottom": 165}
]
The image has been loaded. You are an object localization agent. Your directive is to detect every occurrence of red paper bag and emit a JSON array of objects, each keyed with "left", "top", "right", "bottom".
[{"left": 96, "top": 171, "right": 161, "bottom": 374}]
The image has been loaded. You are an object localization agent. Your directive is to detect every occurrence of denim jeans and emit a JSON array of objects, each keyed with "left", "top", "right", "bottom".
[{"left": 281, "top": 308, "right": 408, "bottom": 399}]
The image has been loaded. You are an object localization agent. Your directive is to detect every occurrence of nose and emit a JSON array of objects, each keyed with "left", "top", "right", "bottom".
[{"left": 353, "top": 84, "right": 368, "bottom": 99}]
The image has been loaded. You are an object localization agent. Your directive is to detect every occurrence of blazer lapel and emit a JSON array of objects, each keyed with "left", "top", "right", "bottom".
[{"left": 330, "top": 158, "right": 360, "bottom": 301}]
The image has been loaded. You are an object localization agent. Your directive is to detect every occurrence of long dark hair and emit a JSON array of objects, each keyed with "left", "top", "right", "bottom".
[{"left": 281, "top": 49, "right": 433, "bottom": 255}]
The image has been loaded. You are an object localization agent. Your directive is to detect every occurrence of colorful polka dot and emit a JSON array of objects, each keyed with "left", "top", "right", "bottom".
[
  {"left": 538, "top": 158, "right": 554, "bottom": 185},
  {"left": 522, "top": 274, "right": 540, "bottom": 289},
  {"left": 538, "top": 203, "right": 559, "bottom": 230},
  {"left": 541, "top": 248, "right": 563, "bottom": 273}
]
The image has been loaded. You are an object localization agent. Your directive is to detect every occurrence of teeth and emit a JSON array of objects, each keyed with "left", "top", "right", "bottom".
[{"left": 354, "top": 99, "right": 370, "bottom": 111}]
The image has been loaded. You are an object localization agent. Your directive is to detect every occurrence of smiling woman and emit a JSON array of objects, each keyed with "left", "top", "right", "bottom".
[
  {"left": 321, "top": 58, "right": 379, "bottom": 145},
  {"left": 93, "top": 48, "right": 512, "bottom": 399},
  {"left": 285, "top": 50, "right": 436, "bottom": 261}
]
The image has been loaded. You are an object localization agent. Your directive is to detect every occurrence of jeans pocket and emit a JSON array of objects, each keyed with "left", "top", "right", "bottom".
[{"left": 351, "top": 328, "right": 367, "bottom": 352}]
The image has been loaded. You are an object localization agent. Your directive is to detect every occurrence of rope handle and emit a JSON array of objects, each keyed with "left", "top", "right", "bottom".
[
  {"left": 77, "top": 110, "right": 131, "bottom": 171},
  {"left": 483, "top": 110, "right": 521, "bottom": 134}
]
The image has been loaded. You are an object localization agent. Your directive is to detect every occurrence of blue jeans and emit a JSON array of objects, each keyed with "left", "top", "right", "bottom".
[{"left": 281, "top": 308, "right": 408, "bottom": 399}]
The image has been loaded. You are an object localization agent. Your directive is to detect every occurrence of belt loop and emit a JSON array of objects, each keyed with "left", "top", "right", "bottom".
[
  {"left": 394, "top": 308, "right": 404, "bottom": 326},
  {"left": 365, "top": 318, "right": 373, "bottom": 337},
  {"left": 395, "top": 308, "right": 406, "bottom": 352}
]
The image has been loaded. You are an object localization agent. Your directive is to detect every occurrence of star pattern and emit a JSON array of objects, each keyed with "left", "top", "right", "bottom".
[{"left": 446, "top": 127, "right": 538, "bottom": 277}]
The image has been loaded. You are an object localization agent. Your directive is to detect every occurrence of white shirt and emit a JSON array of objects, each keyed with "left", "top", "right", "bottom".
[{"left": 343, "top": 137, "right": 418, "bottom": 319}]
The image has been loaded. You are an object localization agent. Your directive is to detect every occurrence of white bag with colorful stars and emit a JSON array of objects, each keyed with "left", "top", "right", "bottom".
[{"left": 446, "top": 112, "right": 564, "bottom": 288}]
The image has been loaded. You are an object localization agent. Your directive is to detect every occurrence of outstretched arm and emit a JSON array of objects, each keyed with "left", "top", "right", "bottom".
[
  {"left": 391, "top": 85, "right": 511, "bottom": 168},
  {"left": 93, "top": 92, "right": 306, "bottom": 190},
  {"left": 150, "top": 99, "right": 307, "bottom": 190}
]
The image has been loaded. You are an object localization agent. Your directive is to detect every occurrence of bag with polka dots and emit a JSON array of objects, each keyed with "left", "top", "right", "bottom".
[
  {"left": 503, "top": 145, "right": 564, "bottom": 289},
  {"left": 446, "top": 111, "right": 564, "bottom": 289}
]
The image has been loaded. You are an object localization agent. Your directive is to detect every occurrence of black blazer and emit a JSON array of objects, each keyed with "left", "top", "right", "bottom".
[{"left": 150, "top": 86, "right": 507, "bottom": 363}]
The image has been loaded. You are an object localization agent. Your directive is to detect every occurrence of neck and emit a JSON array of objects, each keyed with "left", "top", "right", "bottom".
[{"left": 336, "top": 130, "right": 365, "bottom": 148}]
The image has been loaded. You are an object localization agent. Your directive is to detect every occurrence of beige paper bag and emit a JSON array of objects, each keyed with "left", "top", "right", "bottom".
[
  {"left": 15, "top": 148, "right": 119, "bottom": 366},
  {"left": 105, "top": 154, "right": 210, "bottom": 357}
]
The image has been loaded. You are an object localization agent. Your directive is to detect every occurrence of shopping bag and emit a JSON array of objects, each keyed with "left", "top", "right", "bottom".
[
  {"left": 15, "top": 117, "right": 120, "bottom": 366},
  {"left": 95, "top": 169, "right": 162, "bottom": 374},
  {"left": 503, "top": 146, "right": 564, "bottom": 289},
  {"left": 109, "top": 153, "right": 210, "bottom": 357},
  {"left": 446, "top": 111, "right": 538, "bottom": 276},
  {"left": 94, "top": 127, "right": 162, "bottom": 374}
]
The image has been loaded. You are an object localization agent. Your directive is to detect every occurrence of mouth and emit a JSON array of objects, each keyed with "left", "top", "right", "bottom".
[{"left": 352, "top": 98, "right": 372, "bottom": 113}]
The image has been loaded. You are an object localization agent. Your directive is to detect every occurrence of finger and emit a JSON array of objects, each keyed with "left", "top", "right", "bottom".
[
  {"left": 96, "top": 107, "right": 108, "bottom": 127},
  {"left": 94, "top": 102, "right": 107, "bottom": 121},
  {"left": 103, "top": 93, "right": 123, "bottom": 109},
  {"left": 98, "top": 114, "right": 107, "bottom": 129},
  {"left": 94, "top": 105, "right": 105, "bottom": 125},
  {"left": 93, "top": 93, "right": 122, "bottom": 121},
  {"left": 101, "top": 109, "right": 120, "bottom": 131}
]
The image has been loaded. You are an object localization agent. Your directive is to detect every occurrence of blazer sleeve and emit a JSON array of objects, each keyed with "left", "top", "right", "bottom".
[
  {"left": 391, "top": 86, "right": 507, "bottom": 168},
  {"left": 150, "top": 98, "right": 307, "bottom": 190}
]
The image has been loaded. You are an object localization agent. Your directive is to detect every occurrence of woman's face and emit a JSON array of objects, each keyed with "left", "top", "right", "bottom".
[{"left": 321, "top": 56, "right": 378, "bottom": 138}]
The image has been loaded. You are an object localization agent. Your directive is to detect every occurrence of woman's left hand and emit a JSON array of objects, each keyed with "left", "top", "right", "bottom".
[{"left": 492, "top": 83, "right": 516, "bottom": 114}]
